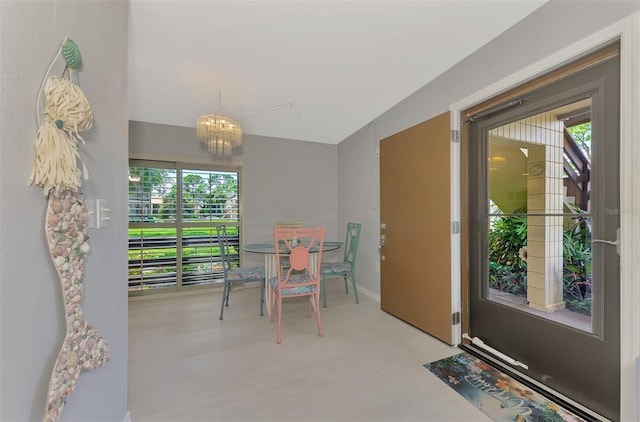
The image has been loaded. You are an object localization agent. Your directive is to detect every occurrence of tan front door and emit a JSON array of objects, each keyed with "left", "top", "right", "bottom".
[{"left": 379, "top": 111, "right": 454, "bottom": 344}]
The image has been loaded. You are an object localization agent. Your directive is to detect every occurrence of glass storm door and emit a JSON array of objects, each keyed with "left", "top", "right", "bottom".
[{"left": 467, "top": 53, "right": 620, "bottom": 420}]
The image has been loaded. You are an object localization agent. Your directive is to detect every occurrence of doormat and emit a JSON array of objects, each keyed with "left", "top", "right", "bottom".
[{"left": 424, "top": 352, "right": 587, "bottom": 422}]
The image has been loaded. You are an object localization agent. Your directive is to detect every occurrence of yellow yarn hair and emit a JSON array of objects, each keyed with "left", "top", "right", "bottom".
[{"left": 30, "top": 77, "right": 92, "bottom": 195}]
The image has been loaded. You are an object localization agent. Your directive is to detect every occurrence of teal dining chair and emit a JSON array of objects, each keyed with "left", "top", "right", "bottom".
[
  {"left": 216, "top": 224, "right": 265, "bottom": 320},
  {"left": 321, "top": 222, "right": 362, "bottom": 308}
]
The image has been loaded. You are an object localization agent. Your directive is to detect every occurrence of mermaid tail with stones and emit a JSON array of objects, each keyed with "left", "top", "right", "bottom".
[{"left": 44, "top": 189, "right": 109, "bottom": 422}]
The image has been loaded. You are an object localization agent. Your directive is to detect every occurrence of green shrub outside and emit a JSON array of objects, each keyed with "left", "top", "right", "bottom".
[
  {"left": 128, "top": 224, "right": 240, "bottom": 277},
  {"left": 488, "top": 210, "right": 592, "bottom": 316}
]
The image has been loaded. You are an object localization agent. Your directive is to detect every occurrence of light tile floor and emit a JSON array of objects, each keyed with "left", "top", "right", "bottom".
[{"left": 128, "top": 281, "right": 491, "bottom": 422}]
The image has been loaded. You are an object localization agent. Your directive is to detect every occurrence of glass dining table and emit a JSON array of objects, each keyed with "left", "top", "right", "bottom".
[{"left": 242, "top": 241, "right": 343, "bottom": 317}]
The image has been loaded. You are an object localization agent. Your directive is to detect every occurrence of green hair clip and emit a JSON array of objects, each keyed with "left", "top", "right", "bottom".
[{"left": 61, "top": 38, "right": 82, "bottom": 70}]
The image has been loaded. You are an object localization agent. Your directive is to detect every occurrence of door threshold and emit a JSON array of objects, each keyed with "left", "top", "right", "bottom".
[{"left": 460, "top": 344, "right": 611, "bottom": 422}]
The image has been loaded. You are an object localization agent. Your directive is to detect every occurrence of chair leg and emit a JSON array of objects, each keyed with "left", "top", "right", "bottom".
[
  {"left": 315, "top": 293, "right": 323, "bottom": 337},
  {"left": 225, "top": 282, "right": 233, "bottom": 306},
  {"left": 276, "top": 296, "right": 283, "bottom": 344},
  {"left": 351, "top": 272, "right": 359, "bottom": 304},
  {"left": 269, "top": 287, "right": 275, "bottom": 323},
  {"left": 343, "top": 274, "right": 349, "bottom": 294},
  {"left": 219, "top": 280, "right": 229, "bottom": 320},
  {"left": 259, "top": 279, "right": 265, "bottom": 316}
]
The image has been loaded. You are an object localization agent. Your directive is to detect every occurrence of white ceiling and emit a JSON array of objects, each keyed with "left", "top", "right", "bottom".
[{"left": 129, "top": 0, "right": 548, "bottom": 144}]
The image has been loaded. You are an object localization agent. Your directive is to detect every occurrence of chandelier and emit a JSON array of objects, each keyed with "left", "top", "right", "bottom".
[{"left": 196, "top": 92, "right": 243, "bottom": 156}]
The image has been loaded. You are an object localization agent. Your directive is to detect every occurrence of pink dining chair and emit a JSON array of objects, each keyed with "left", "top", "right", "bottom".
[{"left": 269, "top": 226, "right": 325, "bottom": 344}]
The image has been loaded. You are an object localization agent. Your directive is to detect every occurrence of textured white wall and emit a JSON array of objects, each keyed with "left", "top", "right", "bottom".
[{"left": 0, "top": 1, "right": 129, "bottom": 421}]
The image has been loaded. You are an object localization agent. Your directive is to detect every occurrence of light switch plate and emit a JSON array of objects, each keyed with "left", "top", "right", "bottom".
[{"left": 96, "top": 199, "right": 110, "bottom": 228}]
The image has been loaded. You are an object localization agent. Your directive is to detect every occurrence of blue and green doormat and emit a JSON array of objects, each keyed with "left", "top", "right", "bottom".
[{"left": 424, "top": 352, "right": 586, "bottom": 422}]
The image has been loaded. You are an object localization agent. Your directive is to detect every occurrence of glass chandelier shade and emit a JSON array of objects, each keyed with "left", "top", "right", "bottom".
[{"left": 196, "top": 113, "right": 243, "bottom": 156}]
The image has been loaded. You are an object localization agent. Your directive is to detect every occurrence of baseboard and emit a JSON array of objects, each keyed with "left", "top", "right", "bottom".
[
  {"left": 355, "top": 283, "right": 380, "bottom": 303},
  {"left": 128, "top": 281, "right": 371, "bottom": 303},
  {"left": 128, "top": 281, "right": 261, "bottom": 302}
]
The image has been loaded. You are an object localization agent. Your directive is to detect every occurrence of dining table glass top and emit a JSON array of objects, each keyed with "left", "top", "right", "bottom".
[{"left": 242, "top": 241, "right": 343, "bottom": 254}]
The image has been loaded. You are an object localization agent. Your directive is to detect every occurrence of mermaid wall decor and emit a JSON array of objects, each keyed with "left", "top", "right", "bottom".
[{"left": 30, "top": 37, "right": 110, "bottom": 422}]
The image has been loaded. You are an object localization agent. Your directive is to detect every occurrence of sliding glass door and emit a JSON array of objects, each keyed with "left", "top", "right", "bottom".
[{"left": 128, "top": 160, "right": 241, "bottom": 295}]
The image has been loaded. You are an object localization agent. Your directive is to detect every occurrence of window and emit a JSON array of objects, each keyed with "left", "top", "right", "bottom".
[{"left": 128, "top": 160, "right": 241, "bottom": 295}]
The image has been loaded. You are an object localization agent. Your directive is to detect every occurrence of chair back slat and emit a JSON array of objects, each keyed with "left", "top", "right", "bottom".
[
  {"left": 216, "top": 224, "right": 232, "bottom": 272},
  {"left": 274, "top": 221, "right": 303, "bottom": 229},
  {"left": 344, "top": 222, "right": 362, "bottom": 265},
  {"left": 274, "top": 222, "right": 304, "bottom": 249}
]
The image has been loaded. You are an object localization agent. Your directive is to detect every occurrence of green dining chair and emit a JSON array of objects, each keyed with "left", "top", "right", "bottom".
[
  {"left": 321, "top": 222, "right": 362, "bottom": 308},
  {"left": 216, "top": 224, "right": 265, "bottom": 320}
]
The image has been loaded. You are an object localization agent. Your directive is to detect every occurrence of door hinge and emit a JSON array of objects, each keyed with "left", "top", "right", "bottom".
[
  {"left": 451, "top": 129, "right": 460, "bottom": 144},
  {"left": 451, "top": 221, "right": 460, "bottom": 234},
  {"left": 452, "top": 312, "right": 461, "bottom": 325}
]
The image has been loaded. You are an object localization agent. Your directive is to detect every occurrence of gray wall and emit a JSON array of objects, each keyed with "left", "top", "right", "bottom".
[
  {"left": 129, "top": 121, "right": 340, "bottom": 268},
  {"left": 0, "top": 1, "right": 129, "bottom": 421},
  {"left": 338, "top": 0, "right": 640, "bottom": 298}
]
